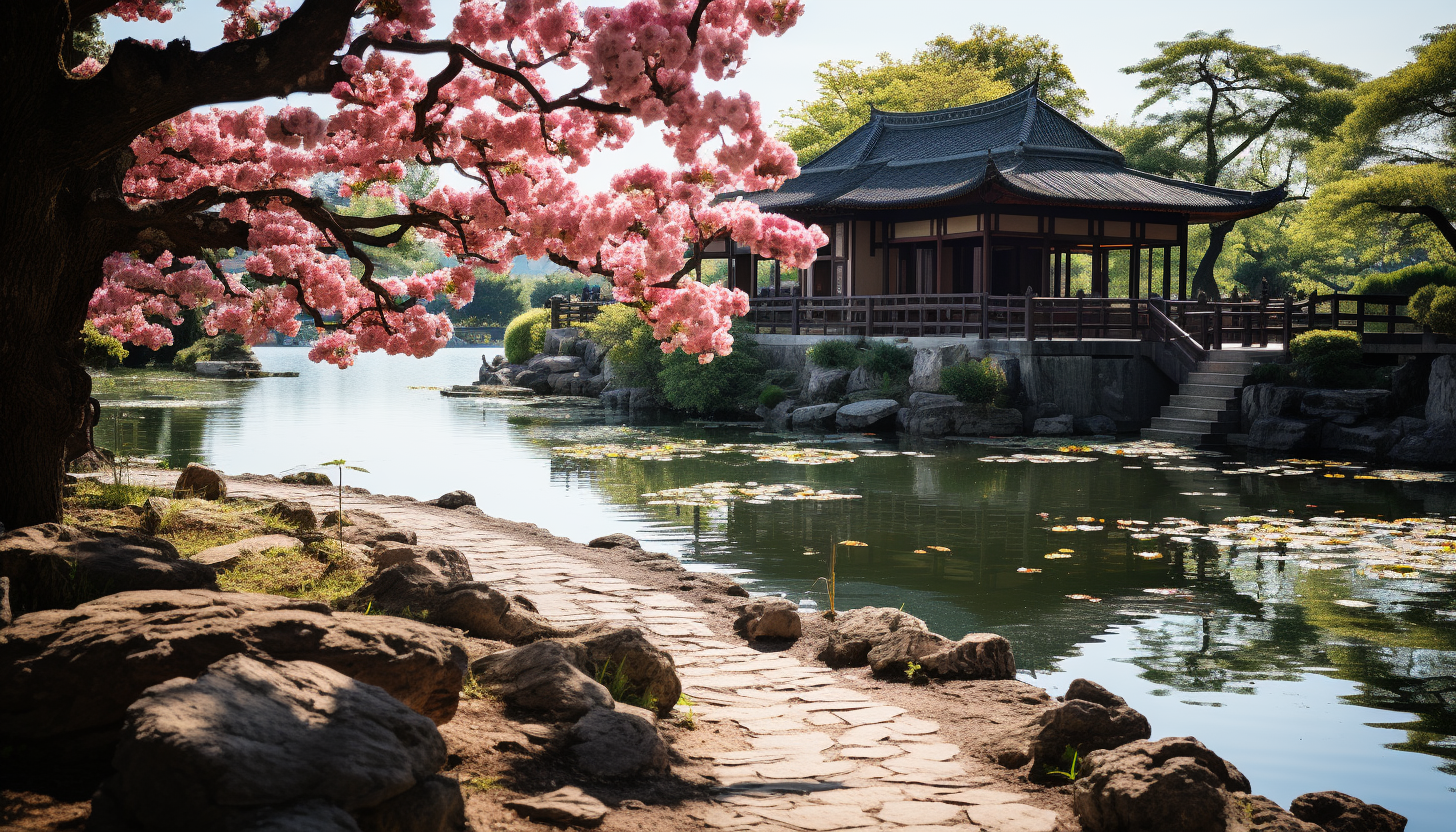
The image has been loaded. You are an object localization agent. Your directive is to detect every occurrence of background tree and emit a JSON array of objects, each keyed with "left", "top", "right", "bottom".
[
  {"left": 1119, "top": 30, "right": 1363, "bottom": 297},
  {"left": 779, "top": 25, "right": 1086, "bottom": 163},
  {"left": 428, "top": 272, "right": 525, "bottom": 327},
  {"left": 0, "top": 0, "right": 826, "bottom": 530},
  {"left": 1303, "top": 26, "right": 1456, "bottom": 265}
]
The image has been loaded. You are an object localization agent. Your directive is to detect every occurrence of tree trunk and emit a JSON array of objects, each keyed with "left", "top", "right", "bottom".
[{"left": 1191, "top": 220, "right": 1235, "bottom": 300}]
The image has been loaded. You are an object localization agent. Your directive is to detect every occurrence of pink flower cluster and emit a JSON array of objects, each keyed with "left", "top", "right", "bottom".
[{"left": 91, "top": 0, "right": 824, "bottom": 368}]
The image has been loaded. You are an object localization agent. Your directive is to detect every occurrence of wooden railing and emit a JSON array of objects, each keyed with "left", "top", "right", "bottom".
[{"left": 548, "top": 297, "right": 614, "bottom": 329}]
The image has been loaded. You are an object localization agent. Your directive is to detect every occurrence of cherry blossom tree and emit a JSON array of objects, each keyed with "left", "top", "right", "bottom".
[{"left": 0, "top": 0, "right": 825, "bottom": 529}]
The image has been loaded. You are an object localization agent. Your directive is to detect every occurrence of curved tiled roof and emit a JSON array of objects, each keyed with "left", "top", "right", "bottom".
[{"left": 737, "top": 83, "right": 1283, "bottom": 223}]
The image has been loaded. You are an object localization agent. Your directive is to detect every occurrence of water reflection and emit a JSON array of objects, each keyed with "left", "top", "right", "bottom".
[{"left": 88, "top": 349, "right": 1456, "bottom": 829}]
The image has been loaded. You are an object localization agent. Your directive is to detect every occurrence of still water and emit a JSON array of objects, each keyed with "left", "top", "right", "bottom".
[{"left": 93, "top": 347, "right": 1456, "bottom": 829}]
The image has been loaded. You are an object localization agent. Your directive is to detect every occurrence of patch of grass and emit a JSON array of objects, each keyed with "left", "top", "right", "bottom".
[
  {"left": 941, "top": 357, "right": 1008, "bottom": 405},
  {"left": 154, "top": 497, "right": 303, "bottom": 557},
  {"left": 860, "top": 340, "right": 913, "bottom": 377},
  {"left": 69, "top": 479, "right": 170, "bottom": 510},
  {"left": 592, "top": 658, "right": 658, "bottom": 712},
  {"left": 460, "top": 673, "right": 491, "bottom": 701},
  {"left": 758, "top": 384, "right": 787, "bottom": 409},
  {"left": 675, "top": 694, "right": 697, "bottom": 729},
  {"left": 216, "top": 545, "right": 368, "bottom": 603},
  {"left": 806, "top": 338, "right": 861, "bottom": 369},
  {"left": 464, "top": 776, "right": 502, "bottom": 792}
]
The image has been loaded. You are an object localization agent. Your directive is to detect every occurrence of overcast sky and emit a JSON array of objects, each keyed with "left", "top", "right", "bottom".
[{"left": 103, "top": 1, "right": 1452, "bottom": 192}]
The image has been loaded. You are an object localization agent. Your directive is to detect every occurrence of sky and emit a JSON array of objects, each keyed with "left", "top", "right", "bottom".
[{"left": 102, "top": 1, "right": 1452, "bottom": 192}]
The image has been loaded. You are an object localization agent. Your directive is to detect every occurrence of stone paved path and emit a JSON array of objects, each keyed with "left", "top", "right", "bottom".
[{"left": 201, "top": 477, "right": 1065, "bottom": 832}]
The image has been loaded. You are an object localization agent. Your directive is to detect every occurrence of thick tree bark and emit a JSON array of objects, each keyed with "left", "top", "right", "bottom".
[
  {"left": 1190, "top": 220, "right": 1235, "bottom": 300},
  {"left": 1376, "top": 204, "right": 1456, "bottom": 254}
]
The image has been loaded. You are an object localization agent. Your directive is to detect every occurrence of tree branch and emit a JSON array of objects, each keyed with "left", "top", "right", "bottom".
[{"left": 1373, "top": 203, "right": 1456, "bottom": 252}]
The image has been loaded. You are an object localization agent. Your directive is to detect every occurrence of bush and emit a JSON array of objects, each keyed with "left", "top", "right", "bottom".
[
  {"left": 759, "top": 385, "right": 786, "bottom": 409},
  {"left": 582, "top": 304, "right": 664, "bottom": 389},
  {"left": 941, "top": 358, "right": 1007, "bottom": 405},
  {"left": 1247, "top": 363, "right": 1290, "bottom": 385},
  {"left": 1351, "top": 262, "right": 1456, "bottom": 296},
  {"left": 860, "top": 340, "right": 913, "bottom": 377},
  {"left": 1411, "top": 284, "right": 1456, "bottom": 337},
  {"left": 658, "top": 324, "right": 764, "bottom": 415},
  {"left": 81, "top": 321, "right": 128, "bottom": 368},
  {"left": 1289, "top": 329, "right": 1363, "bottom": 387},
  {"left": 806, "top": 339, "right": 860, "bottom": 369},
  {"left": 503, "top": 308, "right": 549, "bottom": 363},
  {"left": 172, "top": 332, "right": 253, "bottom": 370},
  {"left": 528, "top": 274, "right": 596, "bottom": 307}
]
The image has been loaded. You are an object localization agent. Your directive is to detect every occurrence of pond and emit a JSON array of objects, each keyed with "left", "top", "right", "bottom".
[{"left": 92, "top": 347, "right": 1456, "bottom": 830}]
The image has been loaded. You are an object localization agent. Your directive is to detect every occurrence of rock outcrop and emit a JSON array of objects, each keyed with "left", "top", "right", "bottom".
[
  {"left": 430, "top": 490, "right": 477, "bottom": 510},
  {"left": 96, "top": 654, "right": 461, "bottom": 832},
  {"left": 505, "top": 786, "right": 609, "bottom": 827},
  {"left": 326, "top": 510, "right": 418, "bottom": 547},
  {"left": 1073, "top": 737, "right": 1254, "bottom": 832},
  {"left": 1026, "top": 679, "right": 1151, "bottom": 781},
  {"left": 0, "top": 590, "right": 466, "bottom": 740},
  {"left": 1290, "top": 791, "right": 1406, "bottom": 832},
  {"left": 820, "top": 607, "right": 1016, "bottom": 680},
  {"left": 0, "top": 524, "right": 217, "bottom": 615},
  {"left": 173, "top": 463, "right": 227, "bottom": 500},
  {"left": 192, "top": 534, "right": 301, "bottom": 570},
  {"left": 733, "top": 597, "right": 802, "bottom": 641},
  {"left": 835, "top": 398, "right": 901, "bottom": 430},
  {"left": 267, "top": 499, "right": 318, "bottom": 530},
  {"left": 569, "top": 704, "right": 669, "bottom": 778}
]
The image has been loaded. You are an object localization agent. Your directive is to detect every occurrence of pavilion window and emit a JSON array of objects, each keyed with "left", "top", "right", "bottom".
[
  {"left": 946, "top": 215, "right": 982, "bottom": 235},
  {"left": 893, "top": 220, "right": 935, "bottom": 239}
]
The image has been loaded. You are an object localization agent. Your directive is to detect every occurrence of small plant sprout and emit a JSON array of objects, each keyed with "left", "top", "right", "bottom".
[
  {"left": 1046, "top": 745, "right": 1082, "bottom": 782},
  {"left": 676, "top": 693, "right": 697, "bottom": 729},
  {"left": 319, "top": 459, "right": 369, "bottom": 550},
  {"left": 904, "top": 660, "right": 922, "bottom": 680},
  {"left": 824, "top": 539, "right": 867, "bottom": 620}
]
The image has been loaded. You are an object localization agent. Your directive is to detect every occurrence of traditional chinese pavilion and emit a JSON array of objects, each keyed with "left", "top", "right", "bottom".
[{"left": 711, "top": 83, "right": 1284, "bottom": 301}]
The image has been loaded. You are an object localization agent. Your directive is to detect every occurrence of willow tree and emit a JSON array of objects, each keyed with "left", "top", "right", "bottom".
[
  {"left": 0, "top": 0, "right": 826, "bottom": 530},
  {"left": 1121, "top": 30, "right": 1362, "bottom": 297}
]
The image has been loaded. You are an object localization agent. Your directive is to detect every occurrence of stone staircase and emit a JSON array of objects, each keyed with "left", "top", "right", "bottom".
[{"left": 1141, "top": 348, "right": 1284, "bottom": 447}]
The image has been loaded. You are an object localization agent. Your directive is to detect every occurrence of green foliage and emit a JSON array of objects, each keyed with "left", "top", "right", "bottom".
[
  {"left": 528, "top": 273, "right": 596, "bottom": 307},
  {"left": 583, "top": 305, "right": 663, "bottom": 390},
  {"left": 941, "top": 358, "right": 1007, "bottom": 405},
  {"left": 1290, "top": 329, "right": 1364, "bottom": 387},
  {"left": 172, "top": 333, "right": 253, "bottom": 371},
  {"left": 904, "top": 660, "right": 922, "bottom": 680},
  {"left": 806, "top": 339, "right": 860, "bottom": 369},
  {"left": 434, "top": 272, "right": 525, "bottom": 326},
  {"left": 1045, "top": 746, "right": 1083, "bottom": 782},
  {"left": 1410, "top": 284, "right": 1456, "bottom": 337},
  {"left": 581, "top": 303, "right": 643, "bottom": 354},
  {"left": 920, "top": 25, "right": 1090, "bottom": 118},
  {"left": 675, "top": 694, "right": 698, "bottom": 729},
  {"left": 658, "top": 325, "right": 764, "bottom": 415},
  {"left": 759, "top": 385, "right": 787, "bottom": 409},
  {"left": 592, "top": 659, "right": 658, "bottom": 712},
  {"left": 1351, "top": 262, "right": 1456, "bottom": 295},
  {"left": 81, "top": 321, "right": 128, "bottom": 368},
  {"left": 216, "top": 544, "right": 369, "bottom": 604},
  {"left": 1248, "top": 363, "right": 1291, "bottom": 385},
  {"left": 69, "top": 478, "right": 170, "bottom": 511},
  {"left": 504, "top": 308, "right": 549, "bottom": 363},
  {"left": 860, "top": 341, "right": 913, "bottom": 377}
]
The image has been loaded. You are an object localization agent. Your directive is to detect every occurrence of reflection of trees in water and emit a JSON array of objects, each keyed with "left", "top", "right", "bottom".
[{"left": 95, "top": 407, "right": 214, "bottom": 469}]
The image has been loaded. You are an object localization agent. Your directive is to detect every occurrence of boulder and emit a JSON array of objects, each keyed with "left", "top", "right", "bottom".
[
  {"left": 846, "top": 366, "right": 880, "bottom": 394},
  {"left": 733, "top": 597, "right": 802, "bottom": 641},
  {"left": 920, "top": 633, "right": 1017, "bottom": 681},
  {"left": 174, "top": 463, "right": 226, "bottom": 500},
  {"left": 193, "top": 534, "right": 302, "bottom": 571},
  {"left": 1075, "top": 415, "right": 1119, "bottom": 435},
  {"left": 101, "top": 654, "right": 456, "bottom": 831},
  {"left": 1027, "top": 679, "right": 1151, "bottom": 781},
  {"left": 1241, "top": 384, "right": 1305, "bottom": 431},
  {"left": 1387, "top": 424, "right": 1456, "bottom": 467},
  {"left": 528, "top": 354, "right": 584, "bottom": 374},
  {"left": 1289, "top": 791, "right": 1406, "bottom": 832},
  {"left": 0, "top": 576, "right": 10, "bottom": 628},
  {"left": 600, "top": 388, "right": 630, "bottom": 408},
  {"left": 1428, "top": 355, "right": 1456, "bottom": 426},
  {"left": 1034, "top": 415, "right": 1075, "bottom": 436},
  {"left": 432, "top": 584, "right": 572, "bottom": 644},
  {"left": 898, "top": 402, "right": 967, "bottom": 436},
  {"left": 569, "top": 626, "right": 681, "bottom": 716},
  {"left": 819, "top": 607, "right": 934, "bottom": 668},
  {"left": 791, "top": 402, "right": 840, "bottom": 430},
  {"left": 569, "top": 704, "right": 669, "bottom": 778},
  {"left": 353, "top": 775, "right": 466, "bottom": 832},
  {"left": 955, "top": 406, "right": 1024, "bottom": 436},
  {"left": 281, "top": 471, "right": 332, "bottom": 486},
  {"left": 1319, "top": 423, "right": 1401, "bottom": 457},
  {"left": 140, "top": 496, "right": 171, "bottom": 535},
  {"left": 505, "top": 786, "right": 609, "bottom": 828},
  {"left": 430, "top": 491, "right": 476, "bottom": 510},
  {"left": 755, "top": 399, "right": 796, "bottom": 432},
  {"left": 1073, "top": 737, "right": 1250, "bottom": 832},
  {"left": 548, "top": 371, "right": 604, "bottom": 396},
  {"left": 69, "top": 449, "right": 114, "bottom": 473},
  {"left": 683, "top": 572, "right": 749, "bottom": 598},
  {"left": 1391, "top": 358, "right": 1430, "bottom": 411},
  {"left": 1247, "top": 417, "right": 1320, "bottom": 452},
  {"left": 513, "top": 368, "right": 552, "bottom": 394},
  {"left": 0, "top": 590, "right": 467, "bottom": 740},
  {"left": 988, "top": 355, "right": 1023, "bottom": 400},
  {"left": 909, "top": 344, "right": 971, "bottom": 392},
  {"left": 1301, "top": 389, "right": 1394, "bottom": 425},
  {"left": 866, "top": 628, "right": 954, "bottom": 675},
  {"left": 1232, "top": 795, "right": 1326, "bottom": 832},
  {"left": 267, "top": 499, "right": 318, "bottom": 531},
  {"left": 326, "top": 510, "right": 417, "bottom": 547},
  {"left": 588, "top": 533, "right": 642, "bottom": 550},
  {"left": 0, "top": 524, "right": 217, "bottom": 616},
  {"left": 835, "top": 398, "right": 901, "bottom": 430},
  {"left": 804, "top": 368, "right": 851, "bottom": 404},
  {"left": 471, "top": 640, "right": 613, "bottom": 719},
  {"left": 579, "top": 340, "right": 607, "bottom": 375},
  {"left": 542, "top": 328, "right": 582, "bottom": 357}
]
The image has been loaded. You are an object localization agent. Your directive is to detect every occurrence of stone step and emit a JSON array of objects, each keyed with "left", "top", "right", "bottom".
[
  {"left": 1179, "top": 383, "right": 1242, "bottom": 399},
  {"left": 1169, "top": 394, "right": 1239, "bottom": 410},
  {"left": 1207, "top": 348, "right": 1284, "bottom": 360},
  {"left": 1196, "top": 361, "right": 1257, "bottom": 375},
  {"left": 1186, "top": 371, "right": 1249, "bottom": 386},
  {"left": 1160, "top": 405, "right": 1240, "bottom": 423},
  {"left": 1141, "top": 427, "right": 1225, "bottom": 447},
  {"left": 1150, "top": 416, "right": 1234, "bottom": 434}
]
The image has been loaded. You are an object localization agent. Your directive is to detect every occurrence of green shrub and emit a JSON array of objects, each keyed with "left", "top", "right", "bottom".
[
  {"left": 1411, "top": 284, "right": 1456, "bottom": 337},
  {"left": 582, "top": 304, "right": 662, "bottom": 389},
  {"left": 1247, "top": 363, "right": 1290, "bottom": 385},
  {"left": 941, "top": 358, "right": 1006, "bottom": 405},
  {"left": 172, "top": 332, "right": 253, "bottom": 370},
  {"left": 658, "top": 324, "right": 764, "bottom": 415},
  {"left": 81, "top": 321, "right": 128, "bottom": 368},
  {"left": 528, "top": 274, "right": 598, "bottom": 307},
  {"left": 765, "top": 368, "right": 799, "bottom": 390},
  {"left": 759, "top": 385, "right": 787, "bottom": 409},
  {"left": 503, "top": 308, "right": 549, "bottom": 364},
  {"left": 860, "top": 340, "right": 913, "bottom": 377},
  {"left": 806, "top": 339, "right": 860, "bottom": 369},
  {"left": 1290, "top": 329, "right": 1363, "bottom": 387},
  {"left": 1351, "top": 262, "right": 1456, "bottom": 296}
]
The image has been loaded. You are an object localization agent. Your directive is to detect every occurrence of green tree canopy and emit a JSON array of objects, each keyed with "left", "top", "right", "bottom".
[
  {"left": 778, "top": 25, "right": 1086, "bottom": 163},
  {"left": 428, "top": 272, "right": 526, "bottom": 326},
  {"left": 1305, "top": 26, "right": 1456, "bottom": 262},
  {"left": 1118, "top": 30, "right": 1363, "bottom": 297}
]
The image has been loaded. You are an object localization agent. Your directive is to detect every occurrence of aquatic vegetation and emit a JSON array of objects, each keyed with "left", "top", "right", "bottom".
[
  {"left": 1065, "top": 594, "right": 1101, "bottom": 602},
  {"left": 640, "top": 482, "right": 862, "bottom": 507},
  {"left": 823, "top": 539, "right": 867, "bottom": 620},
  {"left": 554, "top": 440, "right": 860, "bottom": 465}
]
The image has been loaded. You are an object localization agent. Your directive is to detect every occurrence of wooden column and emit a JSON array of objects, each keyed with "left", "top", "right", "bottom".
[
  {"left": 726, "top": 236, "right": 735, "bottom": 291},
  {"left": 1091, "top": 243, "right": 1102, "bottom": 297},
  {"left": 1177, "top": 221, "right": 1188, "bottom": 300},
  {"left": 882, "top": 220, "right": 891, "bottom": 294},
  {"left": 1162, "top": 245, "right": 1171, "bottom": 298},
  {"left": 979, "top": 212, "right": 991, "bottom": 294},
  {"left": 1129, "top": 241, "right": 1141, "bottom": 299},
  {"left": 1052, "top": 245, "right": 1063, "bottom": 298}
]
